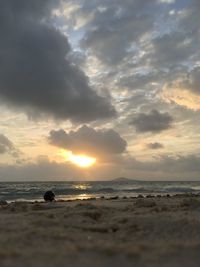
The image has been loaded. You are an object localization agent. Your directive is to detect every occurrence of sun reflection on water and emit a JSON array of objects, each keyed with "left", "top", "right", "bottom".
[{"left": 73, "top": 184, "right": 90, "bottom": 190}]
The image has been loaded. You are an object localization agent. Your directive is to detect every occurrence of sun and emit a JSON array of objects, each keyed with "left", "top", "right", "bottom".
[
  {"left": 69, "top": 153, "right": 96, "bottom": 168},
  {"left": 61, "top": 150, "right": 96, "bottom": 168}
]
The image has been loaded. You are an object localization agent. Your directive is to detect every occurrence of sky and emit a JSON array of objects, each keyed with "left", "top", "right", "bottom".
[{"left": 0, "top": 0, "right": 200, "bottom": 181}]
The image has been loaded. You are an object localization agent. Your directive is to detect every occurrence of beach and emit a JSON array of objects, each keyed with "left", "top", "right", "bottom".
[{"left": 1, "top": 195, "right": 200, "bottom": 267}]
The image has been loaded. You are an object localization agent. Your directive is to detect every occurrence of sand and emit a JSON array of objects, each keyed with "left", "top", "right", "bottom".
[{"left": 1, "top": 195, "right": 200, "bottom": 267}]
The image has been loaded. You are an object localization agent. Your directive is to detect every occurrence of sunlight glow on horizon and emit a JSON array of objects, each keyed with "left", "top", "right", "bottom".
[{"left": 60, "top": 150, "right": 96, "bottom": 168}]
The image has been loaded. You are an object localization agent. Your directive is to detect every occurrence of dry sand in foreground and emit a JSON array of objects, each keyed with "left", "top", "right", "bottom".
[{"left": 1, "top": 195, "right": 200, "bottom": 267}]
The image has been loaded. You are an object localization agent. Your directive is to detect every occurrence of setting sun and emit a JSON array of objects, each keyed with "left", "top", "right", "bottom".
[
  {"left": 69, "top": 154, "right": 96, "bottom": 168},
  {"left": 60, "top": 150, "right": 96, "bottom": 168}
]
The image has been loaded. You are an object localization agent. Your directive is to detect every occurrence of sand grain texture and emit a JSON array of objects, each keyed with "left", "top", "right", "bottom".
[{"left": 0, "top": 196, "right": 200, "bottom": 267}]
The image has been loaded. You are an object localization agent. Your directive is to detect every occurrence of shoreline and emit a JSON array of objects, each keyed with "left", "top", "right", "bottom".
[{"left": 2, "top": 191, "right": 200, "bottom": 204}]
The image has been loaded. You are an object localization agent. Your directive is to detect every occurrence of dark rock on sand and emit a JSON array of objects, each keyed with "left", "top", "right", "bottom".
[
  {"left": 109, "top": 196, "right": 119, "bottom": 200},
  {"left": 44, "top": 191, "right": 55, "bottom": 202},
  {"left": 0, "top": 199, "right": 8, "bottom": 205},
  {"left": 146, "top": 195, "right": 155, "bottom": 198}
]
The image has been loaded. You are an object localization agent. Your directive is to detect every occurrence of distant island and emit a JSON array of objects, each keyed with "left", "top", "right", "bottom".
[{"left": 111, "top": 177, "right": 138, "bottom": 182}]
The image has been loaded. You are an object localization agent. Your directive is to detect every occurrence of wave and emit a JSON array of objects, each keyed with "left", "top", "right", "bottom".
[
  {"left": 1, "top": 181, "right": 200, "bottom": 201},
  {"left": 122, "top": 187, "right": 197, "bottom": 194}
]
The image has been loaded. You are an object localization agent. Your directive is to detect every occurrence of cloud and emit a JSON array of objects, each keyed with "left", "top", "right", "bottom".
[
  {"left": 81, "top": 15, "right": 153, "bottom": 65},
  {"left": 0, "top": 156, "right": 84, "bottom": 181},
  {"left": 0, "top": 0, "right": 115, "bottom": 122},
  {"left": 130, "top": 109, "right": 173, "bottom": 133},
  {"left": 0, "top": 134, "right": 14, "bottom": 154},
  {"left": 77, "top": 0, "right": 196, "bottom": 69},
  {"left": 148, "top": 0, "right": 200, "bottom": 72},
  {"left": 119, "top": 153, "right": 200, "bottom": 180},
  {"left": 159, "top": 154, "right": 200, "bottom": 173},
  {"left": 79, "top": 0, "right": 157, "bottom": 65},
  {"left": 181, "top": 67, "right": 200, "bottom": 94},
  {"left": 130, "top": 154, "right": 200, "bottom": 173},
  {"left": 1, "top": 153, "right": 199, "bottom": 181},
  {"left": 146, "top": 142, "right": 164, "bottom": 149},
  {"left": 150, "top": 32, "right": 194, "bottom": 68},
  {"left": 158, "top": 0, "right": 175, "bottom": 3},
  {"left": 179, "top": 0, "right": 200, "bottom": 35},
  {"left": 118, "top": 71, "right": 163, "bottom": 90},
  {"left": 48, "top": 125, "right": 127, "bottom": 157},
  {"left": 162, "top": 67, "right": 200, "bottom": 110}
]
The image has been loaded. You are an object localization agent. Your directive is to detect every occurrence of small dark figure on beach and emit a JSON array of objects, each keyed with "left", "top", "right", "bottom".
[{"left": 43, "top": 191, "right": 55, "bottom": 202}]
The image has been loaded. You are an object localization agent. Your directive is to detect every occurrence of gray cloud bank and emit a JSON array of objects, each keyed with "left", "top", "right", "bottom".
[
  {"left": 127, "top": 154, "right": 200, "bottom": 174},
  {"left": 0, "top": 0, "right": 115, "bottom": 122},
  {"left": 1, "top": 153, "right": 200, "bottom": 181},
  {"left": 130, "top": 110, "right": 173, "bottom": 133},
  {"left": 48, "top": 125, "right": 127, "bottom": 157}
]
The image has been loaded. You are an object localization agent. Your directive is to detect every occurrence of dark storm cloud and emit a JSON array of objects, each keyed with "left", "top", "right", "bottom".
[
  {"left": 0, "top": 134, "right": 13, "bottom": 154},
  {"left": 48, "top": 125, "right": 127, "bottom": 156},
  {"left": 0, "top": 0, "right": 115, "bottom": 122},
  {"left": 131, "top": 110, "right": 173, "bottom": 133},
  {"left": 146, "top": 142, "right": 164, "bottom": 150}
]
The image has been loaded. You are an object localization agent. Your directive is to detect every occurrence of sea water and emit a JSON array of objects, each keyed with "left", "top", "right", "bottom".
[{"left": 1, "top": 180, "right": 200, "bottom": 202}]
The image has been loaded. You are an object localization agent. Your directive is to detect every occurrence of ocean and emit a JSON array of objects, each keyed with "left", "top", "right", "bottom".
[{"left": 1, "top": 180, "right": 200, "bottom": 202}]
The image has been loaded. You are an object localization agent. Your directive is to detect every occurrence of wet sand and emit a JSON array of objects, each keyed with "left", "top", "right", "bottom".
[{"left": 1, "top": 195, "right": 200, "bottom": 267}]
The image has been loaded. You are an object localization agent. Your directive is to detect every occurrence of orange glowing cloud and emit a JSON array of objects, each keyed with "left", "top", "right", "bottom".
[{"left": 162, "top": 82, "right": 200, "bottom": 111}]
